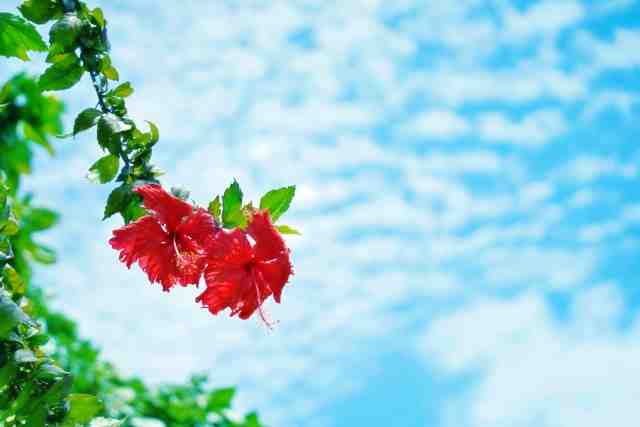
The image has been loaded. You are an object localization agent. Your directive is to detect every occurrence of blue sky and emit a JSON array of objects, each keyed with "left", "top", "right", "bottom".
[{"left": 2, "top": 0, "right": 640, "bottom": 426}]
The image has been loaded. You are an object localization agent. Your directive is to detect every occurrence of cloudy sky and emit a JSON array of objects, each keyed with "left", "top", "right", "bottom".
[{"left": 3, "top": 0, "right": 640, "bottom": 426}]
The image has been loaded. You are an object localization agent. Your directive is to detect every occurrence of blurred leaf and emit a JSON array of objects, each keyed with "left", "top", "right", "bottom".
[
  {"left": 27, "top": 207, "right": 59, "bottom": 231},
  {"left": 207, "top": 387, "right": 235, "bottom": 412},
  {"left": 62, "top": 394, "right": 103, "bottom": 426},
  {"left": 222, "top": 180, "right": 246, "bottom": 229},
  {"left": 23, "top": 120, "right": 54, "bottom": 154},
  {"left": 146, "top": 120, "right": 159, "bottom": 144},
  {"left": 208, "top": 195, "right": 221, "bottom": 221},
  {"left": 276, "top": 224, "right": 301, "bottom": 235},
  {"left": 259, "top": 186, "right": 295, "bottom": 222},
  {"left": 90, "top": 8, "right": 105, "bottom": 29},
  {"left": 19, "top": 0, "right": 63, "bottom": 24},
  {"left": 110, "top": 81, "right": 133, "bottom": 98},
  {"left": 88, "top": 154, "right": 119, "bottom": 184},
  {"left": 0, "top": 236, "right": 13, "bottom": 262},
  {"left": 39, "top": 53, "right": 84, "bottom": 91},
  {"left": 73, "top": 108, "right": 102, "bottom": 136},
  {"left": 2, "top": 264, "right": 26, "bottom": 295},
  {"left": 0, "top": 12, "right": 47, "bottom": 61}
]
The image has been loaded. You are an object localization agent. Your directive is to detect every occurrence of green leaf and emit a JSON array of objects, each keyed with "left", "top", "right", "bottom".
[
  {"left": 222, "top": 180, "right": 246, "bottom": 228},
  {"left": 97, "top": 114, "right": 130, "bottom": 153},
  {"left": 73, "top": 108, "right": 102, "bottom": 136},
  {"left": 103, "top": 184, "right": 133, "bottom": 220},
  {"left": 276, "top": 224, "right": 301, "bottom": 235},
  {"left": 49, "top": 13, "right": 82, "bottom": 50},
  {"left": 29, "top": 243, "right": 56, "bottom": 264},
  {"left": 121, "top": 195, "right": 145, "bottom": 224},
  {"left": 0, "top": 293, "right": 29, "bottom": 338},
  {"left": 146, "top": 120, "right": 159, "bottom": 144},
  {"left": 23, "top": 120, "right": 54, "bottom": 154},
  {"left": 208, "top": 196, "right": 221, "bottom": 221},
  {"left": 88, "top": 154, "right": 119, "bottom": 184},
  {"left": 27, "top": 207, "right": 59, "bottom": 231},
  {"left": 90, "top": 8, "right": 105, "bottom": 29},
  {"left": 39, "top": 53, "right": 84, "bottom": 91},
  {"left": 0, "top": 236, "right": 13, "bottom": 263},
  {"left": 110, "top": 82, "right": 133, "bottom": 98},
  {"left": 62, "top": 394, "right": 103, "bottom": 426},
  {"left": 207, "top": 387, "right": 235, "bottom": 412},
  {"left": 2, "top": 264, "right": 25, "bottom": 295},
  {"left": 259, "top": 185, "right": 296, "bottom": 222},
  {"left": 0, "top": 12, "right": 47, "bottom": 61},
  {"left": 19, "top": 0, "right": 63, "bottom": 24},
  {"left": 0, "top": 212, "right": 19, "bottom": 236},
  {"left": 102, "top": 65, "right": 119, "bottom": 81},
  {"left": 242, "top": 412, "right": 263, "bottom": 427}
]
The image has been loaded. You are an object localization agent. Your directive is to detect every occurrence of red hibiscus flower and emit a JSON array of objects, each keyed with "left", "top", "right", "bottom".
[
  {"left": 196, "top": 210, "right": 293, "bottom": 323},
  {"left": 109, "top": 184, "right": 217, "bottom": 291}
]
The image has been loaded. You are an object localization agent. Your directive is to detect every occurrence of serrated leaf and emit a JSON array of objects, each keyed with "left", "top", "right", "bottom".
[
  {"left": 222, "top": 180, "right": 246, "bottom": 228},
  {"left": 259, "top": 186, "right": 295, "bottom": 222},
  {"left": 88, "top": 154, "right": 119, "bottom": 184},
  {"left": 0, "top": 12, "right": 47, "bottom": 61},
  {"left": 208, "top": 196, "right": 221, "bottom": 221},
  {"left": 276, "top": 224, "right": 301, "bottom": 235},
  {"left": 110, "top": 81, "right": 133, "bottom": 98},
  {"left": 19, "top": 0, "right": 63, "bottom": 24},
  {"left": 103, "top": 184, "right": 132, "bottom": 220},
  {"left": 74, "top": 108, "right": 101, "bottom": 136},
  {"left": 39, "top": 53, "right": 84, "bottom": 91}
]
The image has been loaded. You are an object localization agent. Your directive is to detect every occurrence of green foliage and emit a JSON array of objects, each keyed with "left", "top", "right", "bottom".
[
  {"left": 0, "top": 12, "right": 47, "bottom": 60},
  {"left": 208, "top": 195, "right": 222, "bottom": 222},
  {"left": 0, "top": 71, "right": 268, "bottom": 426},
  {"left": 275, "top": 224, "right": 301, "bottom": 235},
  {"left": 19, "top": 0, "right": 63, "bottom": 25},
  {"left": 259, "top": 186, "right": 295, "bottom": 222},
  {"left": 222, "top": 180, "right": 246, "bottom": 228},
  {"left": 39, "top": 53, "right": 85, "bottom": 91},
  {"left": 88, "top": 154, "right": 119, "bottom": 183},
  {"left": 49, "top": 13, "right": 83, "bottom": 50},
  {"left": 73, "top": 108, "right": 101, "bottom": 136}
]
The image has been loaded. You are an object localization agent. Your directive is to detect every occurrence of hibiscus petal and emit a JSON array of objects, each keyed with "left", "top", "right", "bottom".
[
  {"left": 134, "top": 184, "right": 193, "bottom": 231},
  {"left": 247, "top": 210, "right": 288, "bottom": 262},
  {"left": 109, "top": 216, "right": 181, "bottom": 291}
]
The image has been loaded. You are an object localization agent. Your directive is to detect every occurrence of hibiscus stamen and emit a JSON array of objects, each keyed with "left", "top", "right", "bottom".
[{"left": 251, "top": 267, "right": 274, "bottom": 329}]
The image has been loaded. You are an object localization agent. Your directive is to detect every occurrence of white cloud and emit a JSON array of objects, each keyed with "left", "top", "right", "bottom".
[
  {"left": 419, "top": 286, "right": 640, "bottom": 427},
  {"left": 477, "top": 110, "right": 567, "bottom": 146},
  {"left": 577, "top": 29, "right": 640, "bottom": 71},
  {"left": 503, "top": 0, "right": 584, "bottom": 41},
  {"left": 404, "top": 109, "right": 471, "bottom": 139}
]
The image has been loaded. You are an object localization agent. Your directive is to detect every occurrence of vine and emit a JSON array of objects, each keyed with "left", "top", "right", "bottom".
[{"left": 0, "top": 0, "right": 301, "bottom": 424}]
